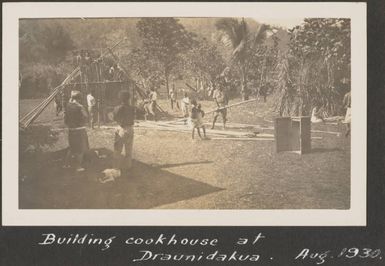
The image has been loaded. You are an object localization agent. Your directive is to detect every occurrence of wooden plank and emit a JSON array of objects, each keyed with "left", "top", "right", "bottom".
[
  {"left": 205, "top": 98, "right": 259, "bottom": 115},
  {"left": 136, "top": 121, "right": 277, "bottom": 139},
  {"left": 162, "top": 99, "right": 260, "bottom": 125},
  {"left": 311, "top": 129, "right": 341, "bottom": 136},
  {"left": 224, "top": 122, "right": 273, "bottom": 128},
  {"left": 65, "top": 80, "right": 127, "bottom": 86},
  {"left": 185, "top": 83, "right": 197, "bottom": 92},
  {"left": 159, "top": 120, "right": 274, "bottom": 130},
  {"left": 211, "top": 137, "right": 274, "bottom": 141},
  {"left": 140, "top": 121, "right": 265, "bottom": 137}
]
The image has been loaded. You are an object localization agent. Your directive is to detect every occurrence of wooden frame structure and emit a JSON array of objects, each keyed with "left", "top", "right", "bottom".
[{"left": 19, "top": 38, "right": 166, "bottom": 129}]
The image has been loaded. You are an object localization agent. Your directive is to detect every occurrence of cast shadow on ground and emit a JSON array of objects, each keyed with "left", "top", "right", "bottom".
[
  {"left": 19, "top": 148, "right": 223, "bottom": 209},
  {"left": 154, "top": 160, "right": 213, "bottom": 169}
]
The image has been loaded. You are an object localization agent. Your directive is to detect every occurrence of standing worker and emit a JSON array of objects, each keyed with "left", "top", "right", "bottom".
[
  {"left": 113, "top": 90, "right": 136, "bottom": 177},
  {"left": 145, "top": 88, "right": 158, "bottom": 121},
  {"left": 63, "top": 90, "right": 89, "bottom": 172},
  {"left": 343, "top": 90, "right": 351, "bottom": 137},
  {"left": 169, "top": 84, "right": 179, "bottom": 110},
  {"left": 211, "top": 86, "right": 228, "bottom": 130},
  {"left": 87, "top": 91, "right": 96, "bottom": 129},
  {"left": 259, "top": 82, "right": 268, "bottom": 103},
  {"left": 52, "top": 86, "right": 63, "bottom": 117},
  {"left": 181, "top": 92, "right": 190, "bottom": 124}
]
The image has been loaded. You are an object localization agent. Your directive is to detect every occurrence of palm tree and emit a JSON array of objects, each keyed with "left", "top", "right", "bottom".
[{"left": 215, "top": 18, "right": 267, "bottom": 100}]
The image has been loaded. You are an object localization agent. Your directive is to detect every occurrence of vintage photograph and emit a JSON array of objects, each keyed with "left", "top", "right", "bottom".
[{"left": 18, "top": 16, "right": 353, "bottom": 210}]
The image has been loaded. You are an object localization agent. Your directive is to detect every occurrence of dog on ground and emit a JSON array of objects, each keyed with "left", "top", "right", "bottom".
[{"left": 99, "top": 168, "right": 121, "bottom": 183}]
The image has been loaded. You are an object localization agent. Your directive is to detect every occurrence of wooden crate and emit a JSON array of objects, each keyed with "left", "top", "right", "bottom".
[{"left": 275, "top": 116, "right": 311, "bottom": 154}]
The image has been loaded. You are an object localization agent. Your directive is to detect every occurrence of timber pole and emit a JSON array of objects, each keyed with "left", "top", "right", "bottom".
[
  {"left": 106, "top": 48, "right": 166, "bottom": 115},
  {"left": 205, "top": 98, "right": 258, "bottom": 115},
  {"left": 19, "top": 38, "right": 128, "bottom": 128}
]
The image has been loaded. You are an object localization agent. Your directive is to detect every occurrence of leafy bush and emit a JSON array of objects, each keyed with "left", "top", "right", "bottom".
[{"left": 19, "top": 125, "right": 59, "bottom": 155}]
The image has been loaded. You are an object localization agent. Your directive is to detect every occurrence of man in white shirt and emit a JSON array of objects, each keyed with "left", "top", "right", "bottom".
[
  {"left": 144, "top": 88, "right": 158, "bottom": 121},
  {"left": 87, "top": 92, "right": 96, "bottom": 129},
  {"left": 212, "top": 87, "right": 228, "bottom": 129}
]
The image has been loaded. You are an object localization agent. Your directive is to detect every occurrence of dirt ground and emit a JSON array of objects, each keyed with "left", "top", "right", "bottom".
[{"left": 19, "top": 97, "right": 350, "bottom": 209}]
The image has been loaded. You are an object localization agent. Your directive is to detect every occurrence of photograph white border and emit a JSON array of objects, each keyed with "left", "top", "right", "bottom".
[{"left": 2, "top": 2, "right": 367, "bottom": 226}]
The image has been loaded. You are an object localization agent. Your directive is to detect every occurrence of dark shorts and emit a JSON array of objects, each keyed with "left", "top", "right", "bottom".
[
  {"left": 68, "top": 128, "right": 89, "bottom": 154},
  {"left": 215, "top": 108, "right": 227, "bottom": 117}
]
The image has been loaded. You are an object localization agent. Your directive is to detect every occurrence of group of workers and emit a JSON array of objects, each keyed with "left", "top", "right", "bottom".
[
  {"left": 74, "top": 50, "right": 125, "bottom": 83},
  {"left": 59, "top": 80, "right": 351, "bottom": 173},
  {"left": 310, "top": 90, "right": 351, "bottom": 137},
  {"left": 166, "top": 85, "right": 229, "bottom": 132},
  {"left": 143, "top": 84, "right": 229, "bottom": 132},
  {"left": 61, "top": 83, "right": 231, "bottom": 172},
  {"left": 62, "top": 89, "right": 134, "bottom": 175}
]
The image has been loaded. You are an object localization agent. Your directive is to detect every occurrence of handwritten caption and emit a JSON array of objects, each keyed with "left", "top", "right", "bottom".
[{"left": 37, "top": 233, "right": 382, "bottom": 264}]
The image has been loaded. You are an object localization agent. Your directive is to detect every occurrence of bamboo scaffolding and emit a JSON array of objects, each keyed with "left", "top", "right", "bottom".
[
  {"left": 20, "top": 65, "right": 81, "bottom": 124},
  {"left": 19, "top": 38, "right": 127, "bottom": 128}
]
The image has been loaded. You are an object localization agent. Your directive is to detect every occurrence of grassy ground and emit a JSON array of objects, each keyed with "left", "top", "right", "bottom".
[{"left": 19, "top": 97, "right": 350, "bottom": 209}]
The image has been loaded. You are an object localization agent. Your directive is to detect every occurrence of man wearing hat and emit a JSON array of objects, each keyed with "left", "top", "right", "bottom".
[{"left": 63, "top": 90, "right": 89, "bottom": 171}]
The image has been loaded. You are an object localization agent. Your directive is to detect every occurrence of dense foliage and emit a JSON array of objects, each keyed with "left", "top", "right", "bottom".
[
  {"left": 136, "top": 18, "right": 196, "bottom": 96},
  {"left": 19, "top": 20, "right": 75, "bottom": 98},
  {"left": 274, "top": 18, "right": 351, "bottom": 116},
  {"left": 20, "top": 17, "right": 351, "bottom": 117},
  {"left": 19, "top": 125, "right": 59, "bottom": 154}
]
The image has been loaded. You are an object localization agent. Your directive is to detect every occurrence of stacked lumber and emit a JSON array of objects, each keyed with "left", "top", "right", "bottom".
[
  {"left": 103, "top": 119, "right": 326, "bottom": 142},
  {"left": 135, "top": 120, "right": 275, "bottom": 141},
  {"left": 164, "top": 120, "right": 274, "bottom": 131}
]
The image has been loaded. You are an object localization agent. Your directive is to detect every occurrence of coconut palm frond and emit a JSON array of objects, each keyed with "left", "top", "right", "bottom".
[
  {"left": 215, "top": 18, "right": 247, "bottom": 50},
  {"left": 219, "top": 34, "right": 233, "bottom": 48},
  {"left": 232, "top": 38, "right": 246, "bottom": 58},
  {"left": 252, "top": 24, "right": 267, "bottom": 45},
  {"left": 215, "top": 18, "right": 241, "bottom": 47}
]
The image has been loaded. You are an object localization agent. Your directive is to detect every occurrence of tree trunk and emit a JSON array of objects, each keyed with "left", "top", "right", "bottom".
[
  {"left": 165, "top": 69, "right": 170, "bottom": 99},
  {"left": 240, "top": 65, "right": 249, "bottom": 100},
  {"left": 298, "top": 57, "right": 305, "bottom": 116}
]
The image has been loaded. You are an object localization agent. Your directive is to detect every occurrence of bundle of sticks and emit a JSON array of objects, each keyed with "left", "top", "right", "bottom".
[{"left": 19, "top": 67, "right": 80, "bottom": 128}]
